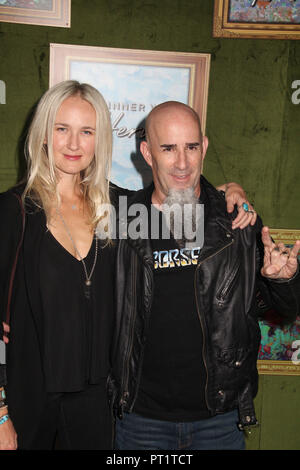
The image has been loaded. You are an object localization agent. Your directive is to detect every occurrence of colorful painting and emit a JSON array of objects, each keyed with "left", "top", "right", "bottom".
[
  {"left": 258, "top": 315, "right": 300, "bottom": 361},
  {"left": 229, "top": 0, "right": 300, "bottom": 24},
  {"left": 0, "top": 0, "right": 70, "bottom": 27},
  {"left": 213, "top": 0, "right": 300, "bottom": 39},
  {"left": 257, "top": 229, "right": 300, "bottom": 375}
]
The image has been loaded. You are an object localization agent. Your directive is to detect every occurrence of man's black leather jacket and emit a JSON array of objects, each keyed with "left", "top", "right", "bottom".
[{"left": 109, "top": 177, "right": 300, "bottom": 429}]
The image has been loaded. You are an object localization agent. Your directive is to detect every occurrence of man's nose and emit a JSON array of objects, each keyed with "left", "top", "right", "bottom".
[{"left": 175, "top": 147, "right": 188, "bottom": 170}]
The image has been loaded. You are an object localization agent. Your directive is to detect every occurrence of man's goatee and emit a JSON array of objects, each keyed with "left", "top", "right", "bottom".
[{"left": 161, "top": 187, "right": 202, "bottom": 249}]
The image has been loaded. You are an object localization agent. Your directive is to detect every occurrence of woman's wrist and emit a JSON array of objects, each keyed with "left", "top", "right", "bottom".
[{"left": 0, "top": 407, "right": 8, "bottom": 418}]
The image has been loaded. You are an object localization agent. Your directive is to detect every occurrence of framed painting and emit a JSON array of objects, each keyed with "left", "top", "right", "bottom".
[
  {"left": 0, "top": 0, "right": 70, "bottom": 28},
  {"left": 213, "top": 0, "right": 300, "bottom": 39},
  {"left": 257, "top": 229, "right": 300, "bottom": 376},
  {"left": 49, "top": 43, "right": 210, "bottom": 190}
]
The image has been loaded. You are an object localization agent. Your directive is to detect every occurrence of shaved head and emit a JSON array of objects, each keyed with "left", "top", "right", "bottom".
[{"left": 145, "top": 101, "right": 203, "bottom": 149}]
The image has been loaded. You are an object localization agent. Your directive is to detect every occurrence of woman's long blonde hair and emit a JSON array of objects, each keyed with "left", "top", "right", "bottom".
[{"left": 24, "top": 80, "right": 112, "bottom": 235}]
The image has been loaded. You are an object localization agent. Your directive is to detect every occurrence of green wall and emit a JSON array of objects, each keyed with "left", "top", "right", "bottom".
[{"left": 0, "top": 0, "right": 299, "bottom": 450}]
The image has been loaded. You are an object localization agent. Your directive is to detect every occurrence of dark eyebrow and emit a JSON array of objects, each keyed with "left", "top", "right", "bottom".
[
  {"left": 186, "top": 142, "right": 200, "bottom": 147},
  {"left": 160, "top": 142, "right": 200, "bottom": 149},
  {"left": 160, "top": 144, "right": 176, "bottom": 149}
]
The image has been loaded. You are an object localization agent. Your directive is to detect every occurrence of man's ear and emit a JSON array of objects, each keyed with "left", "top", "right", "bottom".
[
  {"left": 201, "top": 136, "right": 209, "bottom": 160},
  {"left": 140, "top": 140, "right": 153, "bottom": 168}
]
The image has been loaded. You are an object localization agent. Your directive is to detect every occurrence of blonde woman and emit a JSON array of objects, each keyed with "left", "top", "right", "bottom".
[{"left": 0, "top": 81, "right": 115, "bottom": 449}]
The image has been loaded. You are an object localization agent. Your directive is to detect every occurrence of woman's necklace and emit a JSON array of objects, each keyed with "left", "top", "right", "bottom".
[{"left": 56, "top": 206, "right": 98, "bottom": 299}]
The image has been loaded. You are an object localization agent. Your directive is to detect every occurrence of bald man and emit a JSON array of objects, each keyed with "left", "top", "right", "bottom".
[{"left": 109, "top": 102, "right": 300, "bottom": 450}]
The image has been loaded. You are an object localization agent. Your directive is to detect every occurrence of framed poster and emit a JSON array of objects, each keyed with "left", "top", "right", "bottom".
[
  {"left": 0, "top": 0, "right": 70, "bottom": 28},
  {"left": 213, "top": 0, "right": 300, "bottom": 39},
  {"left": 49, "top": 43, "right": 211, "bottom": 190},
  {"left": 257, "top": 229, "right": 300, "bottom": 376}
]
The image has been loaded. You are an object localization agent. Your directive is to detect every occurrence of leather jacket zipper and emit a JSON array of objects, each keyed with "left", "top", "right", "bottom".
[
  {"left": 194, "top": 238, "right": 234, "bottom": 413},
  {"left": 216, "top": 259, "right": 240, "bottom": 306}
]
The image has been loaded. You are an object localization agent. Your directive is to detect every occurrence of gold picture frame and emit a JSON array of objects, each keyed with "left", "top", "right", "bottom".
[
  {"left": 257, "top": 229, "right": 300, "bottom": 376},
  {"left": 213, "top": 0, "right": 300, "bottom": 40},
  {"left": 0, "top": 0, "right": 70, "bottom": 28}
]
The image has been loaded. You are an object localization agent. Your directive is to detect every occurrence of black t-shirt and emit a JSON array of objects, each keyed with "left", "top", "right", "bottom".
[{"left": 134, "top": 193, "right": 210, "bottom": 422}]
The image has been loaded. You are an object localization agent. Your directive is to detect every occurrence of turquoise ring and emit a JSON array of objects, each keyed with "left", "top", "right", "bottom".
[{"left": 241, "top": 202, "right": 254, "bottom": 214}]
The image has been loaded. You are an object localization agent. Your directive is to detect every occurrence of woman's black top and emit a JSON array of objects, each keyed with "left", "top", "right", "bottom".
[{"left": 39, "top": 230, "right": 115, "bottom": 392}]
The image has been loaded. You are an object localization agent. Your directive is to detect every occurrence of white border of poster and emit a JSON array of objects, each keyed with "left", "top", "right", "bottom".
[{"left": 50, "top": 43, "right": 210, "bottom": 190}]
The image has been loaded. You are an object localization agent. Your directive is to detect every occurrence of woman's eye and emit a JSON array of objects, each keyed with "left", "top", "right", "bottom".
[{"left": 82, "top": 129, "right": 95, "bottom": 136}]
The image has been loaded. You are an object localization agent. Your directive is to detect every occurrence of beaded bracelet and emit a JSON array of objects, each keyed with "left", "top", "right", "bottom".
[{"left": 0, "top": 414, "right": 9, "bottom": 426}]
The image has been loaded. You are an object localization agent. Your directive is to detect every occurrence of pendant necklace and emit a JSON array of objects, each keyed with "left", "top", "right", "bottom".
[{"left": 56, "top": 206, "right": 98, "bottom": 299}]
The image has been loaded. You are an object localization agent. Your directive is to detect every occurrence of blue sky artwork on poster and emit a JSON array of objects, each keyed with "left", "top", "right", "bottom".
[{"left": 69, "top": 61, "right": 191, "bottom": 190}]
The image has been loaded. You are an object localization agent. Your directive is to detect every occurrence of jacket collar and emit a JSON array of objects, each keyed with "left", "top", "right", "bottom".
[{"left": 197, "top": 176, "right": 236, "bottom": 264}]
